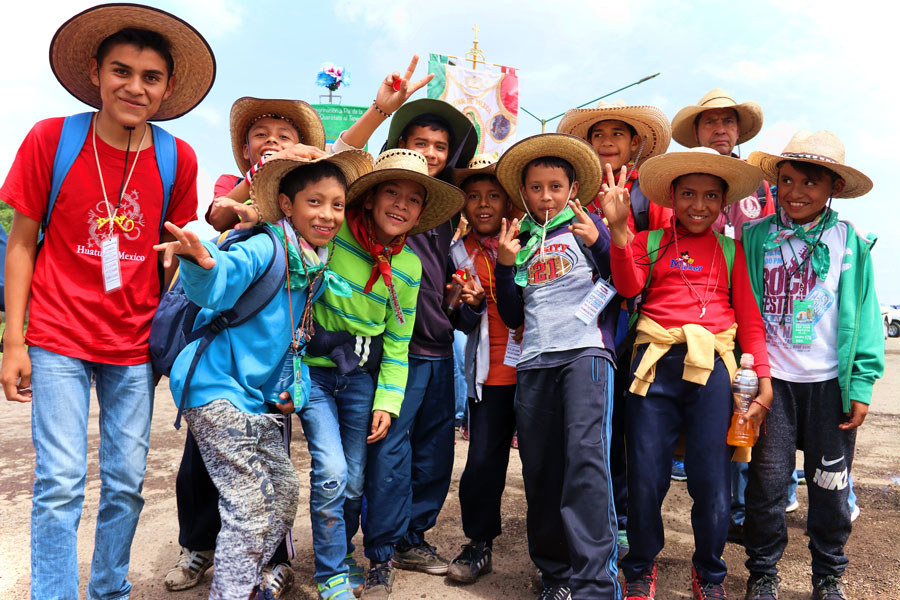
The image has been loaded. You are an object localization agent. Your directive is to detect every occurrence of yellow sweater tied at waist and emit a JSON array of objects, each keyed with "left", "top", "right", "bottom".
[{"left": 629, "top": 315, "right": 738, "bottom": 397}]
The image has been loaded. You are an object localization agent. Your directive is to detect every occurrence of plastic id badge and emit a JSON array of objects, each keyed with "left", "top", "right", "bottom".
[
  {"left": 292, "top": 353, "right": 311, "bottom": 412},
  {"left": 575, "top": 278, "right": 617, "bottom": 325},
  {"left": 101, "top": 235, "right": 122, "bottom": 293},
  {"left": 724, "top": 224, "right": 736, "bottom": 239},
  {"left": 503, "top": 330, "right": 522, "bottom": 367},
  {"left": 791, "top": 299, "right": 814, "bottom": 344}
]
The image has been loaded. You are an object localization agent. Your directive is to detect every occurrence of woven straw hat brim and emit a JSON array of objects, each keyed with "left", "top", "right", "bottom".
[
  {"left": 385, "top": 98, "right": 478, "bottom": 168},
  {"left": 671, "top": 101, "right": 763, "bottom": 148},
  {"left": 250, "top": 150, "right": 374, "bottom": 224},
  {"left": 556, "top": 105, "right": 672, "bottom": 167},
  {"left": 639, "top": 152, "right": 764, "bottom": 208},
  {"left": 748, "top": 151, "right": 873, "bottom": 199},
  {"left": 345, "top": 169, "right": 465, "bottom": 236},
  {"left": 452, "top": 163, "right": 497, "bottom": 187},
  {"left": 50, "top": 3, "right": 215, "bottom": 121},
  {"left": 230, "top": 97, "right": 326, "bottom": 173},
  {"left": 495, "top": 134, "right": 603, "bottom": 211}
]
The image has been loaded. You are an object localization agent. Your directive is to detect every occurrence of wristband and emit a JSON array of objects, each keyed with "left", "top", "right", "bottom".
[
  {"left": 244, "top": 155, "right": 268, "bottom": 185},
  {"left": 372, "top": 101, "right": 392, "bottom": 118},
  {"left": 751, "top": 399, "right": 771, "bottom": 412}
]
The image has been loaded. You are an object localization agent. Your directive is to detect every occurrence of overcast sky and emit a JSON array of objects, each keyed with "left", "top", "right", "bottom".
[{"left": 4, "top": 0, "right": 900, "bottom": 300}]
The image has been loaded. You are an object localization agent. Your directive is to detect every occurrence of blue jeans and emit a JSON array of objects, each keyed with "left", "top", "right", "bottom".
[
  {"left": 452, "top": 331, "right": 467, "bottom": 422},
  {"left": 299, "top": 366, "right": 375, "bottom": 582},
  {"left": 29, "top": 346, "right": 154, "bottom": 600}
]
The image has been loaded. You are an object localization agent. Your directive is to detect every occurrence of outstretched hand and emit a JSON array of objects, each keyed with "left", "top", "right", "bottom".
[
  {"left": 497, "top": 218, "right": 521, "bottom": 266},
  {"left": 567, "top": 199, "right": 599, "bottom": 246},
  {"left": 154, "top": 221, "right": 216, "bottom": 270},
  {"left": 375, "top": 55, "right": 435, "bottom": 115}
]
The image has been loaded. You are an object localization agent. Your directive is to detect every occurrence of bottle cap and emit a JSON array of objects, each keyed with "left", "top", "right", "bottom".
[{"left": 741, "top": 353, "right": 754, "bottom": 367}]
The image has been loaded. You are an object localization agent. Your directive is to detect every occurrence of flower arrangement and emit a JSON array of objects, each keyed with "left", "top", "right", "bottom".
[{"left": 316, "top": 63, "right": 350, "bottom": 92}]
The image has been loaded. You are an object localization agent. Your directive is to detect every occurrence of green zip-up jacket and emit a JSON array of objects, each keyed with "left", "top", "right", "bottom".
[{"left": 742, "top": 213, "right": 884, "bottom": 411}]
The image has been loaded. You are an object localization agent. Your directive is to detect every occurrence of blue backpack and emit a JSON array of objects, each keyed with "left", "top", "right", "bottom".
[
  {"left": 149, "top": 225, "right": 288, "bottom": 428},
  {"left": 47, "top": 111, "right": 177, "bottom": 239}
]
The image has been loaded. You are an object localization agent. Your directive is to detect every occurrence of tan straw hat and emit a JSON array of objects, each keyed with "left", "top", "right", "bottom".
[
  {"left": 748, "top": 130, "right": 872, "bottom": 198},
  {"left": 495, "top": 133, "right": 603, "bottom": 211},
  {"left": 452, "top": 153, "right": 499, "bottom": 186},
  {"left": 639, "top": 147, "right": 764, "bottom": 208},
  {"left": 230, "top": 97, "right": 326, "bottom": 173},
  {"left": 250, "top": 150, "right": 374, "bottom": 224},
  {"left": 556, "top": 100, "right": 672, "bottom": 166},
  {"left": 50, "top": 3, "right": 215, "bottom": 121},
  {"left": 345, "top": 149, "right": 466, "bottom": 235},
  {"left": 671, "top": 88, "right": 763, "bottom": 148}
]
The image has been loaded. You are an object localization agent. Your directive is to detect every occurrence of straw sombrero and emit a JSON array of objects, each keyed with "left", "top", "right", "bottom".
[
  {"left": 250, "top": 150, "right": 374, "bottom": 224},
  {"left": 556, "top": 101, "right": 671, "bottom": 167},
  {"left": 495, "top": 134, "right": 603, "bottom": 211},
  {"left": 452, "top": 153, "right": 499, "bottom": 187},
  {"left": 230, "top": 97, "right": 326, "bottom": 173},
  {"left": 385, "top": 98, "right": 478, "bottom": 169},
  {"left": 345, "top": 149, "right": 465, "bottom": 235},
  {"left": 639, "top": 147, "right": 763, "bottom": 208},
  {"left": 671, "top": 89, "right": 763, "bottom": 148},
  {"left": 50, "top": 3, "right": 215, "bottom": 121},
  {"left": 748, "top": 130, "right": 872, "bottom": 198}
]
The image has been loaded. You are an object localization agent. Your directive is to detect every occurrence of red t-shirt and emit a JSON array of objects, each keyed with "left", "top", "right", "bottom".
[
  {"left": 610, "top": 225, "right": 770, "bottom": 377},
  {"left": 204, "top": 173, "right": 241, "bottom": 225},
  {"left": 0, "top": 117, "right": 198, "bottom": 364}
]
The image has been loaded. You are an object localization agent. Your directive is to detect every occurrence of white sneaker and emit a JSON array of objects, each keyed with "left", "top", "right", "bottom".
[
  {"left": 261, "top": 562, "right": 295, "bottom": 598},
  {"left": 164, "top": 546, "right": 214, "bottom": 591},
  {"left": 785, "top": 499, "right": 801, "bottom": 513},
  {"left": 850, "top": 504, "right": 861, "bottom": 522}
]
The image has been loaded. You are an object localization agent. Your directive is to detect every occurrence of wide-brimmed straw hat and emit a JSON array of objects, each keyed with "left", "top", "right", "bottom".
[
  {"left": 50, "top": 3, "right": 215, "bottom": 121},
  {"left": 556, "top": 101, "right": 671, "bottom": 167},
  {"left": 495, "top": 133, "right": 603, "bottom": 211},
  {"left": 639, "top": 147, "right": 763, "bottom": 208},
  {"left": 748, "top": 130, "right": 872, "bottom": 198},
  {"left": 671, "top": 88, "right": 763, "bottom": 148},
  {"left": 230, "top": 97, "right": 326, "bottom": 173},
  {"left": 452, "top": 153, "right": 499, "bottom": 186},
  {"left": 250, "top": 150, "right": 374, "bottom": 224},
  {"left": 385, "top": 98, "right": 478, "bottom": 169},
  {"left": 345, "top": 148, "right": 466, "bottom": 235}
]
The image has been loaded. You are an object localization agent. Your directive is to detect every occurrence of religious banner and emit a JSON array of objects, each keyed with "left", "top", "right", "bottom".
[
  {"left": 311, "top": 104, "right": 368, "bottom": 150},
  {"left": 427, "top": 53, "right": 519, "bottom": 155}
]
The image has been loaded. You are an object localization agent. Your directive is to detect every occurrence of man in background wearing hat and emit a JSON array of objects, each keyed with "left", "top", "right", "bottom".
[{"left": 0, "top": 5, "right": 214, "bottom": 598}]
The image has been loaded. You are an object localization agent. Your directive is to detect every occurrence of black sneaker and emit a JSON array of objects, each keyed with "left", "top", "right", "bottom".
[
  {"left": 812, "top": 575, "right": 847, "bottom": 600},
  {"left": 745, "top": 573, "right": 780, "bottom": 600},
  {"left": 360, "top": 562, "right": 394, "bottom": 600},
  {"left": 446, "top": 540, "right": 492, "bottom": 584},
  {"left": 392, "top": 541, "right": 449, "bottom": 575},
  {"left": 538, "top": 584, "right": 571, "bottom": 600},
  {"left": 623, "top": 564, "right": 657, "bottom": 599}
]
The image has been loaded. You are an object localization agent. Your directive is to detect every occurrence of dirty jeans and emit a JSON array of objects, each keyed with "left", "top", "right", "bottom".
[{"left": 299, "top": 366, "right": 375, "bottom": 582}]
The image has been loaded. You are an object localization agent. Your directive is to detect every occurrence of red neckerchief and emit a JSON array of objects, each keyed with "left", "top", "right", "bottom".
[
  {"left": 586, "top": 166, "right": 639, "bottom": 217},
  {"left": 469, "top": 230, "right": 499, "bottom": 265},
  {"left": 347, "top": 207, "right": 406, "bottom": 294}
]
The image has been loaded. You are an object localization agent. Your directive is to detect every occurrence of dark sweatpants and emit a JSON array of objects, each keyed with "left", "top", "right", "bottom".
[
  {"left": 620, "top": 345, "right": 732, "bottom": 584},
  {"left": 516, "top": 354, "right": 619, "bottom": 599},
  {"left": 744, "top": 378, "right": 855, "bottom": 579},
  {"left": 459, "top": 384, "right": 517, "bottom": 542}
]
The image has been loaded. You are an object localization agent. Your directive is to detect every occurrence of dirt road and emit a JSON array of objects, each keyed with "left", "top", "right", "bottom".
[{"left": 2, "top": 341, "right": 898, "bottom": 599}]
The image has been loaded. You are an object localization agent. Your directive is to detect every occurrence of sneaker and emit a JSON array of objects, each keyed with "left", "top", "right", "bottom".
[
  {"left": 785, "top": 499, "right": 800, "bottom": 513},
  {"left": 727, "top": 520, "right": 744, "bottom": 545},
  {"left": 251, "top": 586, "right": 278, "bottom": 600},
  {"left": 164, "top": 546, "right": 214, "bottom": 591},
  {"left": 691, "top": 567, "right": 727, "bottom": 599},
  {"left": 360, "top": 562, "right": 394, "bottom": 600},
  {"left": 317, "top": 573, "right": 356, "bottom": 600},
  {"left": 447, "top": 540, "right": 492, "bottom": 584},
  {"left": 623, "top": 564, "right": 657, "bottom": 599},
  {"left": 812, "top": 575, "right": 847, "bottom": 600},
  {"left": 392, "top": 542, "right": 449, "bottom": 575},
  {"left": 617, "top": 529, "right": 629, "bottom": 558},
  {"left": 745, "top": 573, "right": 780, "bottom": 600},
  {"left": 261, "top": 562, "right": 294, "bottom": 599},
  {"left": 344, "top": 552, "right": 365, "bottom": 596},
  {"left": 538, "top": 584, "right": 571, "bottom": 600},
  {"left": 850, "top": 504, "right": 860, "bottom": 522},
  {"left": 671, "top": 459, "right": 688, "bottom": 481}
]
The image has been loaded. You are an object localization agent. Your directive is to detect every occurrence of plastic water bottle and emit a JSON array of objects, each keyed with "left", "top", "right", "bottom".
[{"left": 726, "top": 353, "right": 759, "bottom": 447}]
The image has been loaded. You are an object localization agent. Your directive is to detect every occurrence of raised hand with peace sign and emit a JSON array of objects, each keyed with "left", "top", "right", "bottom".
[
  {"left": 452, "top": 266, "right": 485, "bottom": 307},
  {"left": 567, "top": 199, "right": 600, "bottom": 247},
  {"left": 497, "top": 217, "right": 522, "bottom": 267},
  {"left": 598, "top": 163, "right": 632, "bottom": 248}
]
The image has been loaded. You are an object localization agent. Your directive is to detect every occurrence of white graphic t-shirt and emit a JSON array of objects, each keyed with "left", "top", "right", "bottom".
[{"left": 762, "top": 220, "right": 847, "bottom": 382}]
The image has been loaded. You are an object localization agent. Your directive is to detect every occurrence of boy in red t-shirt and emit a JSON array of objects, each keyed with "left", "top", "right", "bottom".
[
  {"left": 444, "top": 154, "right": 516, "bottom": 585},
  {"left": 602, "top": 148, "right": 773, "bottom": 600},
  {"left": 0, "top": 5, "right": 213, "bottom": 599}
]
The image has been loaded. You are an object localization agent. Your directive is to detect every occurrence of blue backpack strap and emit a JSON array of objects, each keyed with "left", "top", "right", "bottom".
[
  {"left": 47, "top": 112, "right": 93, "bottom": 230},
  {"left": 150, "top": 124, "right": 177, "bottom": 235},
  {"left": 174, "top": 226, "right": 288, "bottom": 428}
]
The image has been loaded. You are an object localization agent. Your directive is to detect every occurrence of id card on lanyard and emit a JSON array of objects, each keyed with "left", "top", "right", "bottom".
[{"left": 101, "top": 235, "right": 122, "bottom": 293}]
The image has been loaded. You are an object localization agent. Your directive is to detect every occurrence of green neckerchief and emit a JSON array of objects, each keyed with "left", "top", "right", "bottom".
[
  {"left": 762, "top": 207, "right": 838, "bottom": 281},
  {"left": 513, "top": 205, "right": 575, "bottom": 287},
  {"left": 267, "top": 220, "right": 352, "bottom": 297}
]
